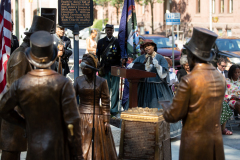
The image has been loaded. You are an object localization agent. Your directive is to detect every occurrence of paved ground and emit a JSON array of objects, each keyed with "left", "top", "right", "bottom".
[
  {"left": 1, "top": 125, "right": 239, "bottom": 160},
  {"left": 171, "top": 127, "right": 240, "bottom": 160}
]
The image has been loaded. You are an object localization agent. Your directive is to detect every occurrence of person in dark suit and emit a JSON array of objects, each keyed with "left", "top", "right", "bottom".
[
  {"left": 217, "top": 57, "right": 228, "bottom": 78},
  {"left": 53, "top": 25, "right": 72, "bottom": 76},
  {"left": 177, "top": 55, "right": 190, "bottom": 81},
  {"left": 10, "top": 22, "right": 19, "bottom": 55},
  {"left": 96, "top": 24, "right": 121, "bottom": 116}
]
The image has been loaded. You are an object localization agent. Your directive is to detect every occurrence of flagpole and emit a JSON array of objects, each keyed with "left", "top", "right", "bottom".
[
  {"left": 134, "top": 6, "right": 136, "bottom": 57},
  {"left": 132, "top": 2, "right": 136, "bottom": 57},
  {"left": 15, "top": 0, "right": 19, "bottom": 39}
]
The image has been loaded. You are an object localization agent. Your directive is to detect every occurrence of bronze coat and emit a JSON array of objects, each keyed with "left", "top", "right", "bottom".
[
  {"left": 0, "top": 69, "right": 83, "bottom": 160},
  {"left": 163, "top": 63, "right": 226, "bottom": 160},
  {"left": 0, "top": 42, "right": 32, "bottom": 151}
]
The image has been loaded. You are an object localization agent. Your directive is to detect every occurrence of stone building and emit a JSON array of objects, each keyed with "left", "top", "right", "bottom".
[
  {"left": 11, "top": 0, "right": 58, "bottom": 42},
  {"left": 11, "top": 0, "right": 240, "bottom": 40}
]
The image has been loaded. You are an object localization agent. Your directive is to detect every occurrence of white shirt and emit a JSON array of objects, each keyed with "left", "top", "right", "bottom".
[
  {"left": 169, "top": 69, "right": 178, "bottom": 86},
  {"left": 217, "top": 67, "right": 225, "bottom": 78},
  {"left": 107, "top": 36, "right": 113, "bottom": 41}
]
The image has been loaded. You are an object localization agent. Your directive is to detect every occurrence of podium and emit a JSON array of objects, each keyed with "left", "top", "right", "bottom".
[{"left": 111, "top": 66, "right": 156, "bottom": 108}]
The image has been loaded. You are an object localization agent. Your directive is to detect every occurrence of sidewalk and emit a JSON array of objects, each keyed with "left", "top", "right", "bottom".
[
  {"left": 171, "top": 129, "right": 240, "bottom": 160},
  {"left": 112, "top": 125, "right": 240, "bottom": 160},
  {"left": 0, "top": 126, "right": 239, "bottom": 160}
]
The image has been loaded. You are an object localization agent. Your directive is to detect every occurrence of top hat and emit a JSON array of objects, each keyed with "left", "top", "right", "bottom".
[
  {"left": 25, "top": 31, "right": 57, "bottom": 68},
  {"left": 105, "top": 24, "right": 114, "bottom": 29},
  {"left": 184, "top": 27, "right": 218, "bottom": 62},
  {"left": 24, "top": 16, "right": 54, "bottom": 36},
  {"left": 141, "top": 39, "right": 157, "bottom": 52}
]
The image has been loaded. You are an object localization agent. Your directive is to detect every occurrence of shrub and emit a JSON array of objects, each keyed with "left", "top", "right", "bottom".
[{"left": 91, "top": 19, "right": 103, "bottom": 31}]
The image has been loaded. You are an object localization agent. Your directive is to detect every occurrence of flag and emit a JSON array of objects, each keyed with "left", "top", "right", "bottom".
[
  {"left": 118, "top": 0, "right": 139, "bottom": 59},
  {"left": 0, "top": 0, "right": 12, "bottom": 98}
]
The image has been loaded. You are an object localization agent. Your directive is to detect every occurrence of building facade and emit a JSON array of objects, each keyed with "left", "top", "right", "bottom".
[
  {"left": 95, "top": 0, "right": 240, "bottom": 38},
  {"left": 11, "top": 0, "right": 58, "bottom": 42},
  {"left": 11, "top": 0, "right": 240, "bottom": 41}
]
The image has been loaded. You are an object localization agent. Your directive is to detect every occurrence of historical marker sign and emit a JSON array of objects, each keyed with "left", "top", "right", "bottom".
[{"left": 58, "top": 0, "right": 93, "bottom": 30}]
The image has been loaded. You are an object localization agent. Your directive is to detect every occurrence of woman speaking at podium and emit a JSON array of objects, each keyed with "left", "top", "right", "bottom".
[{"left": 127, "top": 39, "right": 182, "bottom": 138}]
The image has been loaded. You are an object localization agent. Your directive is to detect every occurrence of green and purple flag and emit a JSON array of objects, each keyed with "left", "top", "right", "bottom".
[{"left": 118, "top": 0, "right": 139, "bottom": 60}]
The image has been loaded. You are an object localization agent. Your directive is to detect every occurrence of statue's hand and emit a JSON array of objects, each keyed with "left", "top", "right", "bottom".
[
  {"left": 104, "top": 122, "right": 110, "bottom": 135},
  {"left": 174, "top": 82, "right": 179, "bottom": 92}
]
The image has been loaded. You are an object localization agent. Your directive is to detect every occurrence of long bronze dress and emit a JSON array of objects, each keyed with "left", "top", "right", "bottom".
[{"left": 74, "top": 75, "right": 117, "bottom": 160}]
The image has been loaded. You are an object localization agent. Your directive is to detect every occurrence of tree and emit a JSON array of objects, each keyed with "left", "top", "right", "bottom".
[
  {"left": 94, "top": 0, "right": 110, "bottom": 6},
  {"left": 93, "top": 0, "right": 111, "bottom": 26},
  {"left": 110, "top": 0, "right": 124, "bottom": 25},
  {"left": 135, "top": 0, "right": 163, "bottom": 34}
]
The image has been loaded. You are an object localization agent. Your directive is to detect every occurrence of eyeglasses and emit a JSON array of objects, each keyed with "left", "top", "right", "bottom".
[{"left": 221, "top": 65, "right": 226, "bottom": 68}]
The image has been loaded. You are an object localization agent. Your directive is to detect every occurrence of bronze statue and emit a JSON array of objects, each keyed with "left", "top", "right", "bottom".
[
  {"left": 160, "top": 27, "right": 225, "bottom": 160},
  {"left": 0, "top": 31, "right": 84, "bottom": 160},
  {"left": 0, "top": 16, "right": 55, "bottom": 160},
  {"left": 74, "top": 53, "right": 117, "bottom": 160}
]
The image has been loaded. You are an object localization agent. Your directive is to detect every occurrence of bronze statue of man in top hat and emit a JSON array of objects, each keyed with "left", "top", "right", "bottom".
[
  {"left": 0, "top": 31, "right": 84, "bottom": 160},
  {"left": 160, "top": 27, "right": 226, "bottom": 160},
  {"left": 0, "top": 16, "right": 54, "bottom": 160}
]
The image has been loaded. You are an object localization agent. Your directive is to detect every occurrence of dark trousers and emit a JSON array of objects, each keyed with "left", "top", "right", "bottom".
[{"left": 103, "top": 72, "right": 120, "bottom": 115}]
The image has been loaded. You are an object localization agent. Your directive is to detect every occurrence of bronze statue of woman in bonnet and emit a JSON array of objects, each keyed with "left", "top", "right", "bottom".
[{"left": 74, "top": 53, "right": 117, "bottom": 160}]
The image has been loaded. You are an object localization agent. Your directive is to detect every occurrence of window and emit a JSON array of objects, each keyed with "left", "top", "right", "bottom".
[
  {"left": 229, "top": 0, "right": 233, "bottom": 13},
  {"left": 227, "top": 30, "right": 232, "bottom": 36},
  {"left": 212, "top": 0, "right": 215, "bottom": 14},
  {"left": 149, "top": 37, "right": 176, "bottom": 48},
  {"left": 220, "top": 0, "right": 224, "bottom": 13},
  {"left": 216, "top": 39, "right": 240, "bottom": 51},
  {"left": 218, "top": 29, "right": 222, "bottom": 36},
  {"left": 22, "top": 9, "right": 25, "bottom": 28},
  {"left": 33, "top": 9, "right": 37, "bottom": 16},
  {"left": 196, "top": 0, "right": 201, "bottom": 13}
]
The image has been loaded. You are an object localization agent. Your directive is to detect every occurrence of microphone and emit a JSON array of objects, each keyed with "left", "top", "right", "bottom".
[{"left": 81, "top": 62, "right": 99, "bottom": 71}]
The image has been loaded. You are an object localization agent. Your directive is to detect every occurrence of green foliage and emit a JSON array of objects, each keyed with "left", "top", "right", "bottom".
[
  {"left": 91, "top": 19, "right": 103, "bottom": 31},
  {"left": 135, "top": 0, "right": 163, "bottom": 34},
  {"left": 110, "top": 0, "right": 123, "bottom": 8},
  {"left": 135, "top": 0, "right": 163, "bottom": 5},
  {"left": 104, "top": 18, "right": 108, "bottom": 24},
  {"left": 93, "top": 0, "right": 111, "bottom": 6}
]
